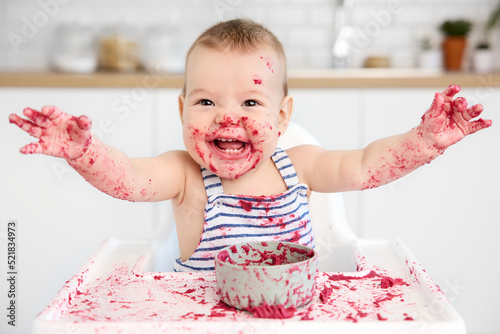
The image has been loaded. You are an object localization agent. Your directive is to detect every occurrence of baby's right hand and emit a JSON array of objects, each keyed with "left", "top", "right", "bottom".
[{"left": 9, "top": 105, "right": 92, "bottom": 160}]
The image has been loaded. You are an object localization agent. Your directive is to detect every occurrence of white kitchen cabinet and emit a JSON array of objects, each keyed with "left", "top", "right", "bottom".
[{"left": 289, "top": 88, "right": 362, "bottom": 151}]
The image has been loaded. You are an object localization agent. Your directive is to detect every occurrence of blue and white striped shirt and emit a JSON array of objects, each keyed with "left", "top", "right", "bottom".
[{"left": 173, "top": 148, "right": 315, "bottom": 272}]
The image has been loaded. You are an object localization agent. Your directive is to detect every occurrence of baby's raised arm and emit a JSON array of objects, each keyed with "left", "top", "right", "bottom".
[
  {"left": 9, "top": 106, "right": 184, "bottom": 202},
  {"left": 297, "top": 85, "right": 492, "bottom": 193}
]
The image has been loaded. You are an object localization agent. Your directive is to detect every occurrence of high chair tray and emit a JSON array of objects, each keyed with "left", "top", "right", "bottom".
[{"left": 33, "top": 238, "right": 465, "bottom": 334}]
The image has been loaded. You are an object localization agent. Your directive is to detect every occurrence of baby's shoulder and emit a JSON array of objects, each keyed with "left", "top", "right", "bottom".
[
  {"left": 285, "top": 144, "right": 326, "bottom": 182},
  {"left": 157, "top": 149, "right": 194, "bottom": 164},
  {"left": 285, "top": 144, "right": 325, "bottom": 164},
  {"left": 157, "top": 149, "right": 206, "bottom": 203},
  {"left": 157, "top": 150, "right": 201, "bottom": 176}
]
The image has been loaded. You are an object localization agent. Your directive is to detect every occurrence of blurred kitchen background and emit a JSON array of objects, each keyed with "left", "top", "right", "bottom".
[
  {"left": 1, "top": 1, "right": 500, "bottom": 334},
  {"left": 1, "top": 0, "right": 500, "bottom": 72}
]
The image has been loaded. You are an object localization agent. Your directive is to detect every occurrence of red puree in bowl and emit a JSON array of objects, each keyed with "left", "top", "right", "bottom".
[{"left": 217, "top": 242, "right": 314, "bottom": 267}]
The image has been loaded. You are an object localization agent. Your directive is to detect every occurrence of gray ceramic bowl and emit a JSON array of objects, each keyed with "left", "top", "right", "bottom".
[{"left": 214, "top": 241, "right": 318, "bottom": 310}]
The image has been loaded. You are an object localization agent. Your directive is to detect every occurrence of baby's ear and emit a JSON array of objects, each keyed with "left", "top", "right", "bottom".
[
  {"left": 278, "top": 95, "right": 293, "bottom": 135},
  {"left": 178, "top": 94, "right": 186, "bottom": 123}
]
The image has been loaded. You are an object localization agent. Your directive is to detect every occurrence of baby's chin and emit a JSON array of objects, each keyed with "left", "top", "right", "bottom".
[{"left": 205, "top": 159, "right": 261, "bottom": 180}]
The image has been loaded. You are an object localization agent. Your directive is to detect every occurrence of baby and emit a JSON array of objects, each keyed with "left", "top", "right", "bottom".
[{"left": 9, "top": 19, "right": 491, "bottom": 271}]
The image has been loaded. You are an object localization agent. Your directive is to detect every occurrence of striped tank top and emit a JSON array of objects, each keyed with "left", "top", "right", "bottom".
[{"left": 173, "top": 148, "right": 315, "bottom": 272}]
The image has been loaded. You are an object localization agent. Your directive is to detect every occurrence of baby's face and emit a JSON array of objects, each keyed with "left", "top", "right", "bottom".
[{"left": 179, "top": 45, "right": 290, "bottom": 180}]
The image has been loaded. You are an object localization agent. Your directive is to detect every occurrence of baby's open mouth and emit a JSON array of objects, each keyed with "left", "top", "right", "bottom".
[{"left": 214, "top": 138, "right": 246, "bottom": 153}]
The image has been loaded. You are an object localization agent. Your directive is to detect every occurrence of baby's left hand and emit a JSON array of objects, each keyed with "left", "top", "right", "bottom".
[{"left": 418, "top": 85, "right": 492, "bottom": 150}]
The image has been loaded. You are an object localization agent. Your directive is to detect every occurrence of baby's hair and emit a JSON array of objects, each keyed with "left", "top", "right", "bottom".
[{"left": 182, "top": 18, "right": 288, "bottom": 96}]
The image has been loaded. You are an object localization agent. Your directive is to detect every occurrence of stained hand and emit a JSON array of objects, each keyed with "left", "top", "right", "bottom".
[
  {"left": 9, "top": 105, "right": 92, "bottom": 160},
  {"left": 418, "top": 85, "right": 492, "bottom": 150}
]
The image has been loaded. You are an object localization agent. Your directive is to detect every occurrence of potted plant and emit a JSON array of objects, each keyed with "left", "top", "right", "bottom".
[
  {"left": 474, "top": 41, "right": 495, "bottom": 73},
  {"left": 440, "top": 19, "right": 472, "bottom": 71},
  {"left": 473, "top": 2, "right": 500, "bottom": 72}
]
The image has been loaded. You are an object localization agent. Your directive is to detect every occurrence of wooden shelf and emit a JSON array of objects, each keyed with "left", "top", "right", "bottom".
[{"left": 1, "top": 69, "right": 499, "bottom": 89}]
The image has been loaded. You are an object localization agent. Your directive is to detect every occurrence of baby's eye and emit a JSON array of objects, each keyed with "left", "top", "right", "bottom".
[
  {"left": 244, "top": 100, "right": 258, "bottom": 107},
  {"left": 199, "top": 99, "right": 214, "bottom": 106}
]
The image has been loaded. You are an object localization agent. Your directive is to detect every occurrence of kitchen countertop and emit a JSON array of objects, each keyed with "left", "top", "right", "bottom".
[{"left": 1, "top": 69, "right": 500, "bottom": 88}]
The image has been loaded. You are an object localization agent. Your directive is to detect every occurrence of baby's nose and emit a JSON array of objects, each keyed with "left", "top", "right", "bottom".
[{"left": 217, "top": 113, "right": 241, "bottom": 126}]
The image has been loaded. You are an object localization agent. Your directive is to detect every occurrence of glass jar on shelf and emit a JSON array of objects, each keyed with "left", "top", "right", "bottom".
[
  {"left": 98, "top": 25, "right": 139, "bottom": 72},
  {"left": 140, "top": 23, "right": 183, "bottom": 73},
  {"left": 49, "top": 23, "right": 98, "bottom": 73}
]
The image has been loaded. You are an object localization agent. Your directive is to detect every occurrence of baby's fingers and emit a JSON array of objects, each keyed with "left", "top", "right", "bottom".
[
  {"left": 40, "top": 105, "right": 63, "bottom": 121},
  {"left": 9, "top": 113, "right": 25, "bottom": 128},
  {"left": 425, "top": 92, "right": 445, "bottom": 119},
  {"left": 19, "top": 142, "right": 43, "bottom": 155},
  {"left": 67, "top": 115, "right": 92, "bottom": 146},
  {"left": 442, "top": 84, "right": 461, "bottom": 100},
  {"left": 77, "top": 115, "right": 92, "bottom": 131},
  {"left": 9, "top": 113, "right": 43, "bottom": 138},
  {"left": 451, "top": 98, "right": 484, "bottom": 122},
  {"left": 465, "top": 104, "right": 484, "bottom": 121},
  {"left": 468, "top": 118, "right": 492, "bottom": 135},
  {"left": 22, "top": 108, "right": 52, "bottom": 128}
]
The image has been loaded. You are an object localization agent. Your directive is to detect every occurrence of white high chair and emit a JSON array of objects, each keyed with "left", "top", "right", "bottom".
[
  {"left": 33, "top": 122, "right": 466, "bottom": 334},
  {"left": 278, "top": 121, "right": 358, "bottom": 272}
]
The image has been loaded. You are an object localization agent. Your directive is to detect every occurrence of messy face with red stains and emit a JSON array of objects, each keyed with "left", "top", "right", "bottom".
[{"left": 179, "top": 45, "right": 292, "bottom": 180}]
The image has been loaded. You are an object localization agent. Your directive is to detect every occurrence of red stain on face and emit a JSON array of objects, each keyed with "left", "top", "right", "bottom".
[
  {"left": 252, "top": 74, "right": 263, "bottom": 85},
  {"left": 185, "top": 115, "right": 276, "bottom": 179},
  {"left": 260, "top": 56, "right": 274, "bottom": 73}
]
